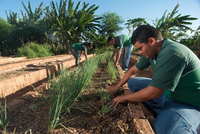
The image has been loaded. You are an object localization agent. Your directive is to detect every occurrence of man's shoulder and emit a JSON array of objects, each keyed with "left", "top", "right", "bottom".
[
  {"left": 73, "top": 43, "right": 81, "bottom": 46},
  {"left": 116, "top": 34, "right": 128, "bottom": 40},
  {"left": 116, "top": 34, "right": 128, "bottom": 37}
]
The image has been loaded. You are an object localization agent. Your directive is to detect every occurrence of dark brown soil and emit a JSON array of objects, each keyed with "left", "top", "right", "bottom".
[{"left": 1, "top": 62, "right": 136, "bottom": 134}]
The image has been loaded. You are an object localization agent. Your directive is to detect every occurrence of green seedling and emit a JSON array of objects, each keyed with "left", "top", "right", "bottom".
[
  {"left": 106, "top": 80, "right": 111, "bottom": 85},
  {"left": 101, "top": 105, "right": 110, "bottom": 114},
  {"left": 0, "top": 100, "right": 8, "bottom": 130},
  {"left": 107, "top": 61, "right": 119, "bottom": 83},
  {"left": 101, "top": 92, "right": 111, "bottom": 101},
  {"left": 89, "top": 102, "right": 110, "bottom": 116},
  {"left": 29, "top": 105, "right": 36, "bottom": 111}
]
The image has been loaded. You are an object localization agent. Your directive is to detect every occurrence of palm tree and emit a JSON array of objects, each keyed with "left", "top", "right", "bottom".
[
  {"left": 6, "top": 1, "right": 45, "bottom": 27},
  {"left": 72, "top": 2, "right": 101, "bottom": 43},
  {"left": 155, "top": 2, "right": 197, "bottom": 38},
  {"left": 125, "top": 18, "right": 148, "bottom": 36},
  {"left": 99, "top": 12, "right": 124, "bottom": 36},
  {"left": 21, "top": 1, "right": 45, "bottom": 26},
  {"left": 5, "top": 11, "right": 19, "bottom": 26},
  {"left": 4, "top": 1, "right": 47, "bottom": 55},
  {"left": 44, "top": 0, "right": 101, "bottom": 53}
]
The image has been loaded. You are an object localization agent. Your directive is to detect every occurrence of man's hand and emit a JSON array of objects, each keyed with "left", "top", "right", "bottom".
[
  {"left": 108, "top": 85, "right": 117, "bottom": 93},
  {"left": 114, "top": 62, "right": 119, "bottom": 67},
  {"left": 112, "top": 95, "right": 127, "bottom": 108}
]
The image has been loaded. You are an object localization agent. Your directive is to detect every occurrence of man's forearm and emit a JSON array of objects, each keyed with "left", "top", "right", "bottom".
[
  {"left": 85, "top": 53, "right": 87, "bottom": 59},
  {"left": 116, "top": 50, "right": 121, "bottom": 64}
]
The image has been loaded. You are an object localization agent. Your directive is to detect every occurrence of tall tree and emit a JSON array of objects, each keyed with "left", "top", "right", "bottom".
[
  {"left": 0, "top": 18, "right": 13, "bottom": 44},
  {"left": 73, "top": 2, "right": 101, "bottom": 43},
  {"left": 43, "top": 0, "right": 101, "bottom": 53},
  {"left": 0, "top": 18, "right": 14, "bottom": 55},
  {"left": 125, "top": 18, "right": 148, "bottom": 36},
  {"left": 99, "top": 12, "right": 124, "bottom": 36},
  {"left": 4, "top": 1, "right": 48, "bottom": 55},
  {"left": 180, "top": 25, "right": 200, "bottom": 50},
  {"left": 155, "top": 3, "right": 197, "bottom": 38},
  {"left": 6, "top": 1, "right": 45, "bottom": 27}
]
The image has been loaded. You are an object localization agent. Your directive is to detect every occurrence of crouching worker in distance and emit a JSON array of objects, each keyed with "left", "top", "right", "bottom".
[
  {"left": 70, "top": 42, "right": 92, "bottom": 66},
  {"left": 108, "top": 25, "right": 200, "bottom": 134}
]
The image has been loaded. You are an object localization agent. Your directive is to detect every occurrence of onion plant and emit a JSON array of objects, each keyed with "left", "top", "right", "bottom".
[
  {"left": 100, "top": 88, "right": 112, "bottom": 116},
  {"left": 107, "top": 61, "right": 119, "bottom": 83},
  {"left": 101, "top": 92, "right": 111, "bottom": 101},
  {"left": 101, "top": 105, "right": 111, "bottom": 115},
  {"left": 0, "top": 100, "right": 8, "bottom": 130},
  {"left": 47, "top": 53, "right": 111, "bottom": 132}
]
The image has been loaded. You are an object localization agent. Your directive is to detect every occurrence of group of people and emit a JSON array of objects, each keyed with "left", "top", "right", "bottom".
[
  {"left": 70, "top": 34, "right": 134, "bottom": 71},
  {"left": 70, "top": 25, "right": 200, "bottom": 134}
]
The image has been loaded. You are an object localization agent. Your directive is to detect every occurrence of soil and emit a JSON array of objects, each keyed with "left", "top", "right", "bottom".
[{"left": 1, "top": 60, "right": 137, "bottom": 134}]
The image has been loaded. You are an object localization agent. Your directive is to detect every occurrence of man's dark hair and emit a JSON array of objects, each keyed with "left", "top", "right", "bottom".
[
  {"left": 83, "top": 42, "right": 93, "bottom": 48},
  {"left": 131, "top": 25, "right": 163, "bottom": 44},
  {"left": 87, "top": 42, "right": 93, "bottom": 48},
  {"left": 107, "top": 36, "right": 114, "bottom": 43}
]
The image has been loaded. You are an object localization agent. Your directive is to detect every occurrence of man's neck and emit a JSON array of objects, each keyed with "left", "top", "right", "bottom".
[{"left": 156, "top": 39, "right": 165, "bottom": 53}]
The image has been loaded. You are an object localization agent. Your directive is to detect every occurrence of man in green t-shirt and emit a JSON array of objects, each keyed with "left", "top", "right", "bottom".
[
  {"left": 108, "top": 25, "right": 200, "bottom": 133},
  {"left": 107, "top": 35, "right": 133, "bottom": 72},
  {"left": 70, "top": 42, "right": 92, "bottom": 66}
]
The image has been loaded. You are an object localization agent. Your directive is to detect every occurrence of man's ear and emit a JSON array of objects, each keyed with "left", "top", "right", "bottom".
[{"left": 148, "top": 37, "right": 156, "bottom": 46}]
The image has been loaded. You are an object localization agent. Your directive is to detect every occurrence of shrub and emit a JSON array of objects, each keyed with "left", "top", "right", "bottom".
[
  {"left": 16, "top": 42, "right": 53, "bottom": 58},
  {"left": 17, "top": 46, "right": 37, "bottom": 58}
]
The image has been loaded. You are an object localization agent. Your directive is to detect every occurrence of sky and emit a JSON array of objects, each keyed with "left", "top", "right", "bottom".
[{"left": 0, "top": 0, "right": 200, "bottom": 35}]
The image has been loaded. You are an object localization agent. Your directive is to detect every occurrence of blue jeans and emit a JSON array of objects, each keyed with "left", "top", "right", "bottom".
[
  {"left": 121, "top": 45, "right": 133, "bottom": 71},
  {"left": 70, "top": 46, "right": 80, "bottom": 66},
  {"left": 128, "top": 77, "right": 200, "bottom": 134}
]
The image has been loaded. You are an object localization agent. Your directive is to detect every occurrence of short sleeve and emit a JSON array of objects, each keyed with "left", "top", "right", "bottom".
[
  {"left": 135, "top": 56, "right": 151, "bottom": 70},
  {"left": 149, "top": 54, "right": 186, "bottom": 91}
]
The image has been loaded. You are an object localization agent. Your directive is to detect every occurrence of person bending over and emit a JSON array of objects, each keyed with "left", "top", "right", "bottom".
[
  {"left": 70, "top": 42, "right": 92, "bottom": 66},
  {"left": 107, "top": 35, "right": 134, "bottom": 72},
  {"left": 108, "top": 25, "right": 200, "bottom": 134}
]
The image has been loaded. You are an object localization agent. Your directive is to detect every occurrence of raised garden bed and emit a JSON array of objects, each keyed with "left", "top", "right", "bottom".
[
  {"left": 0, "top": 54, "right": 93, "bottom": 98},
  {"left": 0, "top": 54, "right": 154, "bottom": 133}
]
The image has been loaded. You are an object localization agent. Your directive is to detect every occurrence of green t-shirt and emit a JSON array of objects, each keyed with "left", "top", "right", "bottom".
[
  {"left": 114, "top": 35, "right": 132, "bottom": 49},
  {"left": 135, "top": 38, "right": 200, "bottom": 108},
  {"left": 72, "top": 43, "right": 87, "bottom": 53}
]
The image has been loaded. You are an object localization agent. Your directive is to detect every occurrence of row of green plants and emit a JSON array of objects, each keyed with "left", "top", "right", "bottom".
[
  {"left": 89, "top": 54, "right": 119, "bottom": 118},
  {"left": 0, "top": 51, "right": 118, "bottom": 133},
  {"left": 100, "top": 59, "right": 119, "bottom": 115},
  {"left": 107, "top": 61, "right": 119, "bottom": 83},
  {"left": 47, "top": 52, "right": 112, "bottom": 132}
]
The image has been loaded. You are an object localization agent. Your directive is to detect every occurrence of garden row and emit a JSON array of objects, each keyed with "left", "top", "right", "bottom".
[{"left": 0, "top": 53, "right": 154, "bottom": 133}]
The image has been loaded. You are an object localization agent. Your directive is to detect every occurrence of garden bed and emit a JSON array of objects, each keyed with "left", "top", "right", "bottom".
[
  {"left": 0, "top": 54, "right": 155, "bottom": 134},
  {"left": 1, "top": 60, "right": 137, "bottom": 133}
]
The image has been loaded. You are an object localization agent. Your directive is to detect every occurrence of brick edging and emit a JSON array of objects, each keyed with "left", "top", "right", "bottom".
[{"left": 116, "top": 58, "right": 155, "bottom": 134}]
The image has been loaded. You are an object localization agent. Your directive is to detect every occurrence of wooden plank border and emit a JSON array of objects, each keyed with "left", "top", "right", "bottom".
[{"left": 116, "top": 58, "right": 155, "bottom": 134}]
